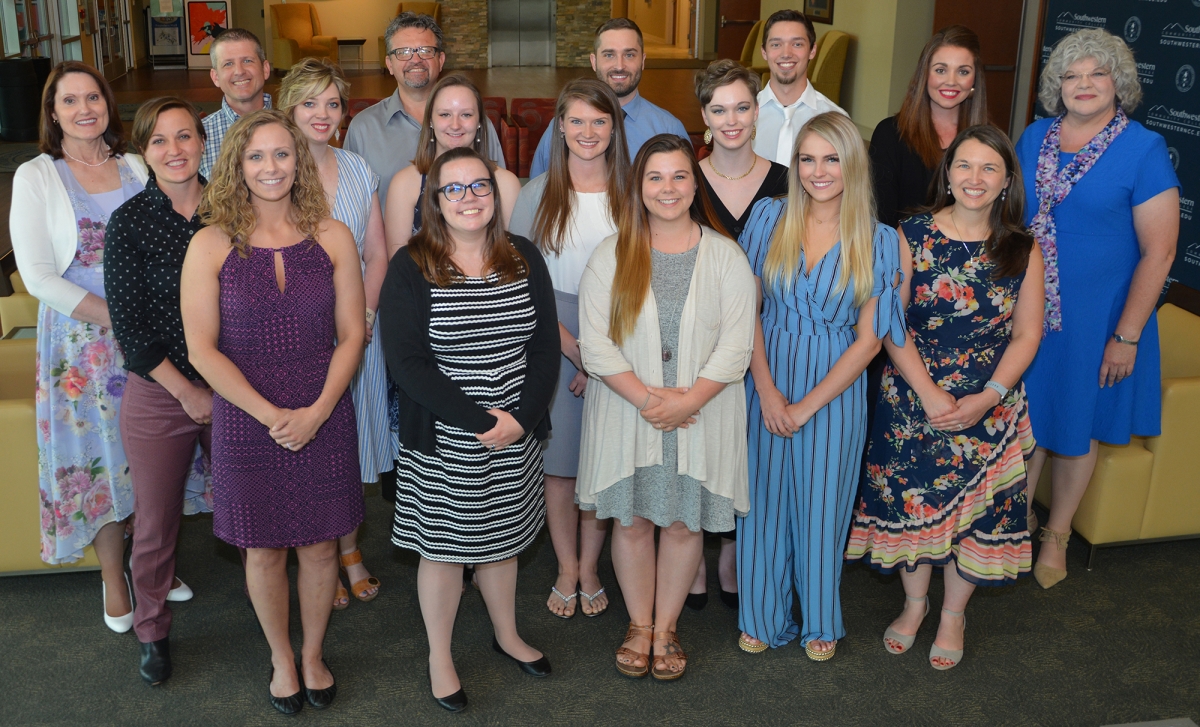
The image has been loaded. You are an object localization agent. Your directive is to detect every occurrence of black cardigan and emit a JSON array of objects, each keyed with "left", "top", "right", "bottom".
[
  {"left": 378, "top": 234, "right": 560, "bottom": 456},
  {"left": 869, "top": 115, "right": 938, "bottom": 229}
]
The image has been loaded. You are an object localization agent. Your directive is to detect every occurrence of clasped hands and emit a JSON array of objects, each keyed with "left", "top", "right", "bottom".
[
  {"left": 921, "top": 387, "right": 999, "bottom": 433},
  {"left": 757, "top": 387, "right": 812, "bottom": 438},
  {"left": 268, "top": 406, "right": 327, "bottom": 452},
  {"left": 641, "top": 386, "right": 699, "bottom": 432},
  {"left": 476, "top": 409, "right": 525, "bottom": 451}
]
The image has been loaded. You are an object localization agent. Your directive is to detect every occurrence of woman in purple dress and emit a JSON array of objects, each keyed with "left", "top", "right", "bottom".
[{"left": 181, "top": 109, "right": 365, "bottom": 715}]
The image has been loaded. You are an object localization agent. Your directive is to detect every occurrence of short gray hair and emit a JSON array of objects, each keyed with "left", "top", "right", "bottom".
[
  {"left": 1038, "top": 28, "right": 1142, "bottom": 115},
  {"left": 384, "top": 12, "right": 444, "bottom": 54}
]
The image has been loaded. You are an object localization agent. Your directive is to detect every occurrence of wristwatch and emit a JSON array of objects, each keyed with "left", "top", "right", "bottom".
[
  {"left": 984, "top": 380, "right": 1009, "bottom": 399},
  {"left": 1112, "top": 333, "right": 1138, "bottom": 346}
]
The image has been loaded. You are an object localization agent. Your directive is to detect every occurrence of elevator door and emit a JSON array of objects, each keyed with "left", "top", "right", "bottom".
[{"left": 489, "top": 0, "right": 552, "bottom": 67}]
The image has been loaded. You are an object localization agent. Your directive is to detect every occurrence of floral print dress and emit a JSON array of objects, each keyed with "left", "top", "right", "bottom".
[{"left": 845, "top": 213, "right": 1033, "bottom": 585}]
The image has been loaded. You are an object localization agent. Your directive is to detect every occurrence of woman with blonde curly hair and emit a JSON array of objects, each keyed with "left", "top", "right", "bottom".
[
  {"left": 1014, "top": 27, "right": 1179, "bottom": 589},
  {"left": 181, "top": 109, "right": 366, "bottom": 714}
]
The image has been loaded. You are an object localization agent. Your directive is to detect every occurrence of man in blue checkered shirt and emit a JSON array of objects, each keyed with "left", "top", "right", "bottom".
[{"left": 199, "top": 28, "right": 272, "bottom": 180}]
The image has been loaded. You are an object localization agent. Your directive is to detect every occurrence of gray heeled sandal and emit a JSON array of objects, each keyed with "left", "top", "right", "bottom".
[
  {"left": 929, "top": 608, "right": 965, "bottom": 670},
  {"left": 883, "top": 595, "right": 929, "bottom": 654}
]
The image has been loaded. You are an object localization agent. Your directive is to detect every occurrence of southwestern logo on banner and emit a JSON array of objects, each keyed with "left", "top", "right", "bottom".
[{"left": 1037, "top": 0, "right": 1198, "bottom": 294}]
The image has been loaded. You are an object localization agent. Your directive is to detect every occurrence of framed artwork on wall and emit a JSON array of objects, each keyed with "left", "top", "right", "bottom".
[
  {"left": 187, "top": 1, "right": 227, "bottom": 55},
  {"left": 804, "top": 0, "right": 834, "bottom": 24}
]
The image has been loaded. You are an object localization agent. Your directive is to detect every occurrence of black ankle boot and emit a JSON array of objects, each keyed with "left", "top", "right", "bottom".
[{"left": 139, "top": 637, "right": 172, "bottom": 686}]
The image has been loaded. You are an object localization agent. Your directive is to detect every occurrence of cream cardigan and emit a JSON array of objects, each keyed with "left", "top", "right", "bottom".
[
  {"left": 576, "top": 228, "right": 756, "bottom": 514},
  {"left": 10, "top": 153, "right": 149, "bottom": 316}
]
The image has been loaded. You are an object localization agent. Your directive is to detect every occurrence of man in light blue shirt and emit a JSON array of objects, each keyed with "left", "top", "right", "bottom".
[
  {"left": 528, "top": 18, "right": 689, "bottom": 178},
  {"left": 199, "top": 29, "right": 272, "bottom": 180}
]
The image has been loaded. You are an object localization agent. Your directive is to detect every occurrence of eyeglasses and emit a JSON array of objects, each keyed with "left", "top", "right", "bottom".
[
  {"left": 1060, "top": 69, "right": 1110, "bottom": 85},
  {"left": 388, "top": 46, "right": 440, "bottom": 60},
  {"left": 439, "top": 179, "right": 493, "bottom": 202}
]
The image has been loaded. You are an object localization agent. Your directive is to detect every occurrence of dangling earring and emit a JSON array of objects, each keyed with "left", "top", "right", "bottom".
[
  {"left": 335, "top": 127, "right": 340, "bottom": 142},
  {"left": 1000, "top": 188, "right": 1007, "bottom": 201},
  {"left": 751, "top": 126, "right": 756, "bottom": 140},
  {"left": 703, "top": 129, "right": 713, "bottom": 145},
  {"left": 947, "top": 183, "right": 953, "bottom": 197}
]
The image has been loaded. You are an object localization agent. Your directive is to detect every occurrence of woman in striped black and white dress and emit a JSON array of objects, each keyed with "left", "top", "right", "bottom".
[
  {"left": 379, "top": 147, "right": 560, "bottom": 712},
  {"left": 279, "top": 58, "right": 390, "bottom": 609}
]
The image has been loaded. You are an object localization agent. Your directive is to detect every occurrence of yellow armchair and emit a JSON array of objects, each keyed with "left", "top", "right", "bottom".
[
  {"left": 378, "top": 3, "right": 443, "bottom": 71},
  {"left": 1, "top": 272, "right": 39, "bottom": 337},
  {"left": 269, "top": 3, "right": 338, "bottom": 72},
  {"left": 1034, "top": 303, "right": 1200, "bottom": 567},
  {"left": 808, "top": 30, "right": 850, "bottom": 106}
]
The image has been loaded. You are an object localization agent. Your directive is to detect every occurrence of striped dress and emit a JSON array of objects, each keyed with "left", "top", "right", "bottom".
[
  {"left": 391, "top": 275, "right": 547, "bottom": 563},
  {"left": 330, "top": 146, "right": 395, "bottom": 482},
  {"left": 736, "top": 198, "right": 905, "bottom": 649}
]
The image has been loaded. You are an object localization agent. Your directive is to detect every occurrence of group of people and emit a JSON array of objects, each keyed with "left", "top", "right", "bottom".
[{"left": 9, "top": 6, "right": 1179, "bottom": 716}]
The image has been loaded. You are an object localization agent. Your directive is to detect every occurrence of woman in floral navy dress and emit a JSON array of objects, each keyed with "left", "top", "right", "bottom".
[{"left": 846, "top": 125, "right": 1044, "bottom": 670}]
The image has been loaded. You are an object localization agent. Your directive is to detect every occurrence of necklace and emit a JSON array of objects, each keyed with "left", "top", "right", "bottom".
[
  {"left": 655, "top": 224, "right": 699, "bottom": 363},
  {"left": 62, "top": 146, "right": 112, "bottom": 167},
  {"left": 946, "top": 208, "right": 986, "bottom": 256},
  {"left": 707, "top": 154, "right": 757, "bottom": 181}
]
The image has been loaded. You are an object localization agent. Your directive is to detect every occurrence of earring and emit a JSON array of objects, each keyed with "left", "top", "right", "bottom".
[
  {"left": 335, "top": 127, "right": 340, "bottom": 142},
  {"left": 1000, "top": 188, "right": 1007, "bottom": 201},
  {"left": 947, "top": 184, "right": 953, "bottom": 195},
  {"left": 751, "top": 126, "right": 756, "bottom": 140},
  {"left": 703, "top": 129, "right": 713, "bottom": 145}
]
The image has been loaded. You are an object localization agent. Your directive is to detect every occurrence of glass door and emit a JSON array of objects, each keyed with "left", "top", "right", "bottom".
[
  {"left": 57, "top": 0, "right": 80, "bottom": 60},
  {"left": 13, "top": 0, "right": 53, "bottom": 57},
  {"left": 1, "top": 0, "right": 22, "bottom": 57},
  {"left": 95, "top": 0, "right": 124, "bottom": 79}
]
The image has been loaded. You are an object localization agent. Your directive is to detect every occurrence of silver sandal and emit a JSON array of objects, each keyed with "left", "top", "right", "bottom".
[
  {"left": 579, "top": 587, "right": 607, "bottom": 618},
  {"left": 548, "top": 586, "right": 577, "bottom": 619}
]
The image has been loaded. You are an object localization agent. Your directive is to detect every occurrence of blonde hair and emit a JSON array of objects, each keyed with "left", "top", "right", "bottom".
[
  {"left": 763, "top": 112, "right": 875, "bottom": 306},
  {"left": 275, "top": 57, "right": 351, "bottom": 119},
  {"left": 199, "top": 109, "right": 329, "bottom": 257},
  {"left": 1039, "top": 28, "right": 1142, "bottom": 115}
]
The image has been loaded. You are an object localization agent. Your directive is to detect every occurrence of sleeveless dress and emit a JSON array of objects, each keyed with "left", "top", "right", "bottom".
[
  {"left": 845, "top": 214, "right": 1034, "bottom": 584},
  {"left": 391, "top": 274, "right": 546, "bottom": 563},
  {"left": 210, "top": 241, "right": 364, "bottom": 548},
  {"left": 330, "top": 146, "right": 394, "bottom": 483}
]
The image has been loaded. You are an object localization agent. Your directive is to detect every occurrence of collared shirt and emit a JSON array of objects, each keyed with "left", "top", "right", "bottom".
[
  {"left": 103, "top": 174, "right": 206, "bottom": 382},
  {"left": 528, "top": 92, "right": 690, "bottom": 178},
  {"left": 344, "top": 89, "right": 506, "bottom": 213},
  {"left": 752, "top": 80, "right": 846, "bottom": 165},
  {"left": 199, "top": 93, "right": 273, "bottom": 180}
]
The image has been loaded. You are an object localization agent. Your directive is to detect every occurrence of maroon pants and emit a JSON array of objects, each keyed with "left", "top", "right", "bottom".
[{"left": 120, "top": 373, "right": 212, "bottom": 643}]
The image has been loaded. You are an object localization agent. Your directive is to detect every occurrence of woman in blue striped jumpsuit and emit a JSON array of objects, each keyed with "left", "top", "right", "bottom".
[{"left": 736, "top": 112, "right": 905, "bottom": 660}]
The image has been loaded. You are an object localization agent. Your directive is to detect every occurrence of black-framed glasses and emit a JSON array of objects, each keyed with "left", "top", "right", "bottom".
[
  {"left": 439, "top": 179, "right": 494, "bottom": 202},
  {"left": 388, "top": 46, "right": 440, "bottom": 60}
]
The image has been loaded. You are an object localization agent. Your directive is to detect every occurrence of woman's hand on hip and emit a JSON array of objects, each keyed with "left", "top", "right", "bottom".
[
  {"left": 643, "top": 387, "right": 698, "bottom": 431},
  {"left": 269, "top": 406, "right": 327, "bottom": 452},
  {"left": 758, "top": 385, "right": 797, "bottom": 437},
  {"left": 476, "top": 409, "right": 525, "bottom": 450},
  {"left": 1099, "top": 338, "right": 1137, "bottom": 388},
  {"left": 568, "top": 370, "right": 588, "bottom": 398},
  {"left": 179, "top": 386, "right": 214, "bottom": 425}
]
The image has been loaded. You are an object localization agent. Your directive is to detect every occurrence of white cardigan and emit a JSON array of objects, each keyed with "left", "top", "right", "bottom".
[
  {"left": 10, "top": 153, "right": 149, "bottom": 316},
  {"left": 576, "top": 228, "right": 756, "bottom": 515}
]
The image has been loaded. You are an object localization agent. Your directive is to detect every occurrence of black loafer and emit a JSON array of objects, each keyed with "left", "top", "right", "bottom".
[
  {"left": 720, "top": 590, "right": 739, "bottom": 610},
  {"left": 268, "top": 668, "right": 303, "bottom": 716},
  {"left": 428, "top": 666, "right": 467, "bottom": 713},
  {"left": 491, "top": 637, "right": 551, "bottom": 677},
  {"left": 684, "top": 592, "right": 708, "bottom": 611},
  {"left": 303, "top": 659, "right": 337, "bottom": 710},
  {"left": 139, "top": 637, "right": 172, "bottom": 686}
]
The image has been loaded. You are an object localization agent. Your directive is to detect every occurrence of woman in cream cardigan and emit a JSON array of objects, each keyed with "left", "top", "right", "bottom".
[{"left": 577, "top": 134, "right": 755, "bottom": 681}]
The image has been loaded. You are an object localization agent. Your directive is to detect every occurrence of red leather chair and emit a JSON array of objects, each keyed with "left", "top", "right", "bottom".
[
  {"left": 509, "top": 98, "right": 556, "bottom": 178},
  {"left": 482, "top": 96, "right": 507, "bottom": 140},
  {"left": 499, "top": 115, "right": 522, "bottom": 176}
]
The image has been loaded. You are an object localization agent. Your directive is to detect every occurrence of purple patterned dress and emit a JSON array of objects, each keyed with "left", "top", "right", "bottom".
[{"left": 211, "top": 240, "right": 363, "bottom": 548}]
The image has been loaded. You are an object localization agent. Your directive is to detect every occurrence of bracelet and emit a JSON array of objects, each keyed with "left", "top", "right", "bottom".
[
  {"left": 637, "top": 392, "right": 652, "bottom": 410},
  {"left": 1112, "top": 333, "right": 1138, "bottom": 346},
  {"left": 984, "top": 380, "right": 1008, "bottom": 399}
]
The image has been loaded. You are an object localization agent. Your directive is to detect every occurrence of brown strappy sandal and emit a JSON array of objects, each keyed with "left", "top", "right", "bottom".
[
  {"left": 615, "top": 623, "right": 653, "bottom": 678},
  {"left": 339, "top": 549, "right": 381, "bottom": 602},
  {"left": 651, "top": 630, "right": 687, "bottom": 681},
  {"left": 332, "top": 580, "right": 350, "bottom": 611}
]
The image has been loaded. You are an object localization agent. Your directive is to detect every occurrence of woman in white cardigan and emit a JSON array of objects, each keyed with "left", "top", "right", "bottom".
[
  {"left": 9, "top": 62, "right": 148, "bottom": 632},
  {"left": 577, "top": 135, "right": 755, "bottom": 681}
]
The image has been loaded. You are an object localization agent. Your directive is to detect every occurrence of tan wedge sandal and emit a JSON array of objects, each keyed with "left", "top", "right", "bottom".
[
  {"left": 339, "top": 549, "right": 380, "bottom": 602},
  {"left": 615, "top": 623, "right": 653, "bottom": 678},
  {"left": 1033, "top": 527, "right": 1071, "bottom": 589}
]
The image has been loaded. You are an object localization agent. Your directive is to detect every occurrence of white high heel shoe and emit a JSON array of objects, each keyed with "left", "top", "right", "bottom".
[
  {"left": 166, "top": 578, "right": 193, "bottom": 602},
  {"left": 103, "top": 573, "right": 134, "bottom": 633}
]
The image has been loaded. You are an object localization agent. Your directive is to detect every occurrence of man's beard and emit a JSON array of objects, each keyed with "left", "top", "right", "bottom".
[
  {"left": 402, "top": 65, "right": 432, "bottom": 89},
  {"left": 606, "top": 70, "right": 641, "bottom": 98}
]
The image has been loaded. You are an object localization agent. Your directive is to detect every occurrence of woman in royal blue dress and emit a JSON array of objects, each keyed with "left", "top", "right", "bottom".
[
  {"left": 736, "top": 112, "right": 905, "bottom": 660},
  {"left": 1014, "top": 28, "right": 1179, "bottom": 589},
  {"left": 846, "top": 125, "right": 1045, "bottom": 670}
]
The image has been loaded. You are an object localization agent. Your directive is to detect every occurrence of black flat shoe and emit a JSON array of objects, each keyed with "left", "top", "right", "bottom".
[
  {"left": 268, "top": 668, "right": 303, "bottom": 716},
  {"left": 720, "top": 590, "right": 739, "bottom": 610},
  {"left": 139, "top": 637, "right": 171, "bottom": 686},
  {"left": 303, "top": 659, "right": 337, "bottom": 710},
  {"left": 428, "top": 666, "right": 467, "bottom": 713},
  {"left": 684, "top": 592, "right": 708, "bottom": 611},
  {"left": 491, "top": 637, "right": 551, "bottom": 677}
]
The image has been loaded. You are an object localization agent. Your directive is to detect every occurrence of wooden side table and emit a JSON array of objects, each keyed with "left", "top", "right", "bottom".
[{"left": 337, "top": 38, "right": 367, "bottom": 71}]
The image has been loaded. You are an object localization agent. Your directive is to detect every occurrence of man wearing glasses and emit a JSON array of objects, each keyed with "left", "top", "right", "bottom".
[{"left": 344, "top": 12, "right": 506, "bottom": 212}]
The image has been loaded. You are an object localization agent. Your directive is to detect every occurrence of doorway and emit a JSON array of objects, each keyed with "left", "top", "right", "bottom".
[
  {"left": 490, "top": 0, "right": 553, "bottom": 67},
  {"left": 93, "top": 0, "right": 126, "bottom": 80},
  {"left": 620, "top": 0, "right": 698, "bottom": 59},
  {"left": 715, "top": 0, "right": 757, "bottom": 60}
]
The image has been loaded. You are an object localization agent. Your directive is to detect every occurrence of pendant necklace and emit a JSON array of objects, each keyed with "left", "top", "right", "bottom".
[{"left": 657, "top": 224, "right": 698, "bottom": 363}]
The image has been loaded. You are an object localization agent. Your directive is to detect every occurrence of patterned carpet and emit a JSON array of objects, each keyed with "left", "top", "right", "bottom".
[
  {"left": 0, "top": 143, "right": 39, "bottom": 174},
  {"left": 1, "top": 495, "right": 1198, "bottom": 726}
]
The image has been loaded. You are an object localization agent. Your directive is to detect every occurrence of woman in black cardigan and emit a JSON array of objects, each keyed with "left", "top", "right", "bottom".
[
  {"left": 379, "top": 148, "right": 559, "bottom": 713},
  {"left": 870, "top": 26, "right": 988, "bottom": 228}
]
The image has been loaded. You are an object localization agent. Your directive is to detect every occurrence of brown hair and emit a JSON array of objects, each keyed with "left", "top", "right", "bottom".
[
  {"left": 921, "top": 124, "right": 1032, "bottom": 279},
  {"left": 407, "top": 147, "right": 527, "bottom": 287},
  {"left": 608, "top": 134, "right": 722, "bottom": 346},
  {"left": 209, "top": 27, "right": 266, "bottom": 64},
  {"left": 129, "top": 97, "right": 206, "bottom": 156},
  {"left": 897, "top": 25, "right": 989, "bottom": 169},
  {"left": 198, "top": 109, "right": 329, "bottom": 257},
  {"left": 694, "top": 58, "right": 761, "bottom": 107},
  {"left": 413, "top": 74, "right": 490, "bottom": 174},
  {"left": 761, "top": 9, "right": 816, "bottom": 47},
  {"left": 531, "top": 78, "right": 629, "bottom": 256},
  {"left": 38, "top": 61, "right": 125, "bottom": 159},
  {"left": 594, "top": 17, "right": 643, "bottom": 52}
]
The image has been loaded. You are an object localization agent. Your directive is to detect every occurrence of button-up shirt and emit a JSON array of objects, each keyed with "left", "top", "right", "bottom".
[
  {"left": 103, "top": 174, "right": 206, "bottom": 382},
  {"left": 752, "top": 80, "right": 846, "bottom": 165},
  {"left": 528, "top": 92, "right": 690, "bottom": 178},
  {"left": 199, "top": 93, "right": 273, "bottom": 180},
  {"left": 344, "top": 89, "right": 506, "bottom": 213}
]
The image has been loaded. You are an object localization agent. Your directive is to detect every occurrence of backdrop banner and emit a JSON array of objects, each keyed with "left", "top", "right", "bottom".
[{"left": 1036, "top": 0, "right": 1197, "bottom": 294}]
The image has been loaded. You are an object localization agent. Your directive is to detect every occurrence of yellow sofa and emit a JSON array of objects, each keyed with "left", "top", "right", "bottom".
[
  {"left": 269, "top": 2, "right": 338, "bottom": 72},
  {"left": 1, "top": 271, "right": 39, "bottom": 337},
  {"left": 1034, "top": 303, "right": 1200, "bottom": 568},
  {"left": 378, "top": 2, "right": 443, "bottom": 71},
  {"left": 0, "top": 337, "right": 101, "bottom": 575}
]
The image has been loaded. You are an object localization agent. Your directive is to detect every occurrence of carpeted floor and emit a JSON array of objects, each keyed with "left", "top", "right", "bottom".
[{"left": 2, "top": 495, "right": 1198, "bottom": 726}]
